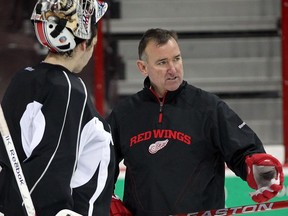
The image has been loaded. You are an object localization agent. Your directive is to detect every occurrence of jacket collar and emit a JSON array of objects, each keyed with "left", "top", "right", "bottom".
[{"left": 143, "top": 77, "right": 187, "bottom": 102}]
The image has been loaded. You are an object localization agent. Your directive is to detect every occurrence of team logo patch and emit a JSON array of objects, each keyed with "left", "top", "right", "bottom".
[{"left": 148, "top": 139, "right": 169, "bottom": 154}]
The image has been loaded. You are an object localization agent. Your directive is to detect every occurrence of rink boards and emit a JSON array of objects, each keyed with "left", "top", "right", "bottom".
[{"left": 115, "top": 169, "right": 288, "bottom": 216}]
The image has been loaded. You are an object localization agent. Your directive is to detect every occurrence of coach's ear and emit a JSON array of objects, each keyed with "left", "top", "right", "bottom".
[{"left": 136, "top": 60, "right": 148, "bottom": 77}]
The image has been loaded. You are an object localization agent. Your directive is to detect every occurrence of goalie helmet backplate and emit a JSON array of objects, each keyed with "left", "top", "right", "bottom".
[{"left": 31, "top": 0, "right": 108, "bottom": 52}]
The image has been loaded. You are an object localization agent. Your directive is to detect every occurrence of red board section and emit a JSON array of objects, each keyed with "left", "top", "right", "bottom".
[
  {"left": 94, "top": 20, "right": 105, "bottom": 116},
  {"left": 282, "top": 0, "right": 288, "bottom": 163}
]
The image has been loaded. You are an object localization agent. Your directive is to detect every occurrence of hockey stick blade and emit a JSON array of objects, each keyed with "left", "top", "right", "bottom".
[
  {"left": 171, "top": 200, "right": 288, "bottom": 216},
  {"left": 0, "top": 106, "right": 36, "bottom": 216},
  {"left": 55, "top": 209, "right": 83, "bottom": 216}
]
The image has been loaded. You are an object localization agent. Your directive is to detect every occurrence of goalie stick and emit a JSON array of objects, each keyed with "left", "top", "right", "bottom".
[
  {"left": 0, "top": 105, "right": 36, "bottom": 216},
  {"left": 171, "top": 200, "right": 288, "bottom": 216},
  {"left": 0, "top": 106, "right": 84, "bottom": 216}
]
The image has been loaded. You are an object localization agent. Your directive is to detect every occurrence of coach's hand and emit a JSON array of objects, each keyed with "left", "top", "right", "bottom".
[
  {"left": 110, "top": 194, "right": 133, "bottom": 216},
  {"left": 245, "top": 153, "right": 284, "bottom": 203}
]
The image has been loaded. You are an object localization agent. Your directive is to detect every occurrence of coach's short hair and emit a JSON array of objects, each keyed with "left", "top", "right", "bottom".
[{"left": 138, "top": 28, "right": 178, "bottom": 60}]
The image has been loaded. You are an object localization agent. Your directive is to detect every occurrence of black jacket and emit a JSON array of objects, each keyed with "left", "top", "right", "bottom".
[{"left": 107, "top": 77, "right": 265, "bottom": 216}]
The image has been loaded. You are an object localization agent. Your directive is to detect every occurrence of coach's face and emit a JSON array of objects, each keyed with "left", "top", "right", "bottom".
[{"left": 137, "top": 38, "right": 184, "bottom": 97}]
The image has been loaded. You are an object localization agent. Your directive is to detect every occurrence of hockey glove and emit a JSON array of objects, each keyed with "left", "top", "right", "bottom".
[
  {"left": 110, "top": 194, "right": 133, "bottom": 216},
  {"left": 245, "top": 153, "right": 284, "bottom": 203}
]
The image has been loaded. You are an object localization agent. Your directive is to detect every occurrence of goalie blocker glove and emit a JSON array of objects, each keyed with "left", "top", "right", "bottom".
[
  {"left": 245, "top": 153, "right": 284, "bottom": 203},
  {"left": 110, "top": 194, "right": 133, "bottom": 216}
]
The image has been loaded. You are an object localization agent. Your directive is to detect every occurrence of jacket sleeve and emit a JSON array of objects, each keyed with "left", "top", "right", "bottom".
[{"left": 212, "top": 100, "right": 265, "bottom": 180}]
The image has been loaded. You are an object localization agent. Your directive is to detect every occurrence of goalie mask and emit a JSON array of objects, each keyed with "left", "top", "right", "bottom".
[{"left": 31, "top": 0, "right": 108, "bottom": 53}]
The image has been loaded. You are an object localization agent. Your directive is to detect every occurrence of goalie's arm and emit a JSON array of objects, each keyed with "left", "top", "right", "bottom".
[{"left": 70, "top": 115, "right": 115, "bottom": 216}]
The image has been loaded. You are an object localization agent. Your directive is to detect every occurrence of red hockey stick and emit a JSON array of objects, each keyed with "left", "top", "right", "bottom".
[{"left": 171, "top": 200, "right": 288, "bottom": 216}]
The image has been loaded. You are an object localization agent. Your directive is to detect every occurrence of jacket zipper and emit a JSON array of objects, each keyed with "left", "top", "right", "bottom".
[
  {"left": 149, "top": 88, "right": 166, "bottom": 124},
  {"left": 158, "top": 101, "right": 163, "bottom": 123}
]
